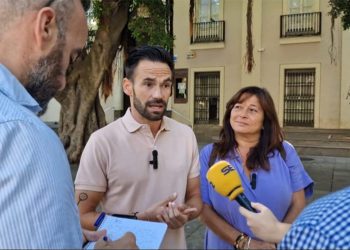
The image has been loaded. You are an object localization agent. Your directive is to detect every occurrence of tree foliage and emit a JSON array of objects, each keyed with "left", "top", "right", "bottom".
[
  {"left": 329, "top": 0, "right": 350, "bottom": 30},
  {"left": 56, "top": 0, "right": 174, "bottom": 163},
  {"left": 128, "top": 0, "right": 174, "bottom": 50}
]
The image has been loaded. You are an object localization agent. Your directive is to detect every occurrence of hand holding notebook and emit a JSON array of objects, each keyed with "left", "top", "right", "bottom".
[{"left": 84, "top": 213, "right": 167, "bottom": 249}]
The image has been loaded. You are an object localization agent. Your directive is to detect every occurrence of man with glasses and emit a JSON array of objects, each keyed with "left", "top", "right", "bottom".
[{"left": 0, "top": 0, "right": 137, "bottom": 248}]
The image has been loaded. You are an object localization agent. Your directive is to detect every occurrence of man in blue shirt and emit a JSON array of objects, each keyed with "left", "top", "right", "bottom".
[
  {"left": 279, "top": 187, "right": 350, "bottom": 249},
  {"left": 240, "top": 187, "right": 350, "bottom": 249},
  {"left": 0, "top": 0, "right": 137, "bottom": 249}
]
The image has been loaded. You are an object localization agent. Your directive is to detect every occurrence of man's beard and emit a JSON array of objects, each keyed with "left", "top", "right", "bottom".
[
  {"left": 25, "top": 41, "right": 65, "bottom": 114},
  {"left": 133, "top": 91, "right": 167, "bottom": 121}
]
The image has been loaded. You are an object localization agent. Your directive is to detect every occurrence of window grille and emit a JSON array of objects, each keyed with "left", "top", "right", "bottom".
[
  {"left": 284, "top": 68, "right": 315, "bottom": 127},
  {"left": 194, "top": 72, "right": 220, "bottom": 124}
]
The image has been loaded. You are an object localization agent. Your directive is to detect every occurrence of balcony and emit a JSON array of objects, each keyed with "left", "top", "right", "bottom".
[
  {"left": 191, "top": 20, "right": 225, "bottom": 44},
  {"left": 280, "top": 12, "right": 321, "bottom": 38}
]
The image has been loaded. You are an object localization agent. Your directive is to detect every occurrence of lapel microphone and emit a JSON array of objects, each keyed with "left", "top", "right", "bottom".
[
  {"left": 250, "top": 173, "right": 257, "bottom": 190},
  {"left": 149, "top": 150, "right": 158, "bottom": 169}
]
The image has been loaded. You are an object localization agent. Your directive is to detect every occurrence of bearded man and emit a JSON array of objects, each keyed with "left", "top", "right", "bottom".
[{"left": 75, "top": 46, "right": 203, "bottom": 249}]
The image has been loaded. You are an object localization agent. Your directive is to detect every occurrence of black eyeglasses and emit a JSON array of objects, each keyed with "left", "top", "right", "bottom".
[
  {"left": 149, "top": 150, "right": 158, "bottom": 170},
  {"left": 69, "top": 50, "right": 84, "bottom": 68}
]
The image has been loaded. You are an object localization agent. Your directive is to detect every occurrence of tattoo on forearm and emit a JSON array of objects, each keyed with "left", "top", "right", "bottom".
[{"left": 77, "top": 192, "right": 88, "bottom": 206}]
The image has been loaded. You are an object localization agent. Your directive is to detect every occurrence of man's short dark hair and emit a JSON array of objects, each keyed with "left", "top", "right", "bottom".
[{"left": 125, "top": 46, "right": 174, "bottom": 80}]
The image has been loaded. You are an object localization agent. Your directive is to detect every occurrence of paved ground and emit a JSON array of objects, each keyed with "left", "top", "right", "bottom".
[
  {"left": 70, "top": 149, "right": 350, "bottom": 249},
  {"left": 184, "top": 155, "right": 350, "bottom": 249}
]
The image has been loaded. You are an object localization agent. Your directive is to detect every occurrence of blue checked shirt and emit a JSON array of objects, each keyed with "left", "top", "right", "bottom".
[
  {"left": 0, "top": 64, "right": 82, "bottom": 248},
  {"left": 279, "top": 187, "right": 350, "bottom": 249}
]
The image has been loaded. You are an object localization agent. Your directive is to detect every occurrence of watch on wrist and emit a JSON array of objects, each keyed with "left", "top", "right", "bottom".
[{"left": 234, "top": 232, "right": 249, "bottom": 250}]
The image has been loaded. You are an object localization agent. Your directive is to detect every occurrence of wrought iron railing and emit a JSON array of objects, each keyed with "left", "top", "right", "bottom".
[
  {"left": 191, "top": 20, "right": 225, "bottom": 44},
  {"left": 280, "top": 12, "right": 321, "bottom": 38}
]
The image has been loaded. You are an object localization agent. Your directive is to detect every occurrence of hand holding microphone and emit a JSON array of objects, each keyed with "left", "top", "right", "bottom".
[
  {"left": 206, "top": 160, "right": 257, "bottom": 212},
  {"left": 239, "top": 202, "right": 291, "bottom": 243}
]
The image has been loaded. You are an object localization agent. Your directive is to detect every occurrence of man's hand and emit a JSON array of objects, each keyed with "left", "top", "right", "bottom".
[
  {"left": 137, "top": 193, "right": 178, "bottom": 221},
  {"left": 94, "top": 232, "right": 138, "bottom": 249},
  {"left": 82, "top": 229, "right": 106, "bottom": 244},
  {"left": 157, "top": 202, "right": 198, "bottom": 229},
  {"left": 248, "top": 238, "right": 276, "bottom": 249},
  {"left": 239, "top": 202, "right": 291, "bottom": 243},
  {"left": 136, "top": 192, "right": 197, "bottom": 229}
]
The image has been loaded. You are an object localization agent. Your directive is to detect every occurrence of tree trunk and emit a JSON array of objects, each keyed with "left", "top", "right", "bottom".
[
  {"left": 245, "top": 0, "right": 254, "bottom": 73},
  {"left": 189, "top": 0, "right": 194, "bottom": 43},
  {"left": 167, "top": 0, "right": 174, "bottom": 55},
  {"left": 55, "top": 0, "right": 129, "bottom": 163}
]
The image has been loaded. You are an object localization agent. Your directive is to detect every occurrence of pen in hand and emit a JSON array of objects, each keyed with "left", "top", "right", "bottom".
[{"left": 94, "top": 212, "right": 106, "bottom": 229}]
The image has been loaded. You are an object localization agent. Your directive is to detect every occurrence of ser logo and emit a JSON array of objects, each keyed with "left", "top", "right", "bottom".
[{"left": 221, "top": 165, "right": 234, "bottom": 175}]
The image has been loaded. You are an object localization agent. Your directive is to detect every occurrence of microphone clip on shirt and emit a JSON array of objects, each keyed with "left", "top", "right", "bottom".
[
  {"left": 149, "top": 149, "right": 158, "bottom": 169},
  {"left": 250, "top": 173, "right": 257, "bottom": 190}
]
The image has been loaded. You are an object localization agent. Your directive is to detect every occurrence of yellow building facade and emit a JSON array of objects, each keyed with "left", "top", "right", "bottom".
[{"left": 171, "top": 0, "right": 350, "bottom": 129}]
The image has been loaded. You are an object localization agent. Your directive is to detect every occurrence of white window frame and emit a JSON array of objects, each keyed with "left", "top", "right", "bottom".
[
  {"left": 283, "top": 0, "right": 319, "bottom": 14},
  {"left": 195, "top": 0, "right": 224, "bottom": 23}
]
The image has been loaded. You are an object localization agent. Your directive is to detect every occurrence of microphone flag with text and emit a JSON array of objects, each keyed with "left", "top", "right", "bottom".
[{"left": 206, "top": 160, "right": 257, "bottom": 212}]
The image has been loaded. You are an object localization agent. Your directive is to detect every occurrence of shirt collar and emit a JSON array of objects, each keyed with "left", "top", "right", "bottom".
[
  {"left": 122, "top": 108, "right": 171, "bottom": 133},
  {"left": 0, "top": 64, "right": 42, "bottom": 114}
]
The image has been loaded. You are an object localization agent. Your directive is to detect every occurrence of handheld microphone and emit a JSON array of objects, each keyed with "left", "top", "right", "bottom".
[{"left": 206, "top": 160, "right": 257, "bottom": 212}]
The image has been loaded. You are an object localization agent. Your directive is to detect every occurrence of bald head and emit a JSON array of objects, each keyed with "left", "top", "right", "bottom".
[
  {"left": 0, "top": 0, "right": 90, "bottom": 39},
  {"left": 0, "top": 0, "right": 89, "bottom": 112}
]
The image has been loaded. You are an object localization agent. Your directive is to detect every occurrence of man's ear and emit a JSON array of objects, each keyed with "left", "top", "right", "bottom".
[
  {"left": 123, "top": 78, "right": 133, "bottom": 97},
  {"left": 34, "top": 7, "right": 58, "bottom": 52}
]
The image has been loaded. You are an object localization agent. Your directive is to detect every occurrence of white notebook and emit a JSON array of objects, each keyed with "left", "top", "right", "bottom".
[{"left": 85, "top": 214, "right": 168, "bottom": 249}]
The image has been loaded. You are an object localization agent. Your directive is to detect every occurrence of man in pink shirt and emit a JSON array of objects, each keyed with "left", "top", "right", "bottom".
[{"left": 75, "top": 46, "right": 202, "bottom": 249}]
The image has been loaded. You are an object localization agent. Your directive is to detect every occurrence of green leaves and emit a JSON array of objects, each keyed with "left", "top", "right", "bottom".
[
  {"left": 128, "top": 0, "right": 174, "bottom": 50},
  {"left": 329, "top": 0, "right": 350, "bottom": 30},
  {"left": 86, "top": 0, "right": 174, "bottom": 51}
]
